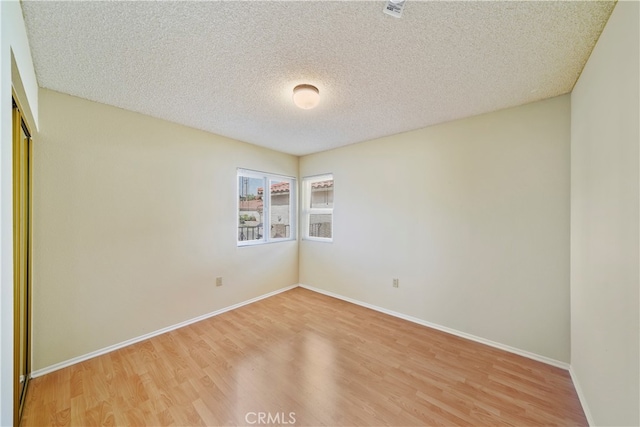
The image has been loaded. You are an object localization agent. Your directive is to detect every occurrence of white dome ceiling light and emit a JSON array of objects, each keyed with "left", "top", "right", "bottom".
[{"left": 293, "top": 84, "right": 320, "bottom": 110}]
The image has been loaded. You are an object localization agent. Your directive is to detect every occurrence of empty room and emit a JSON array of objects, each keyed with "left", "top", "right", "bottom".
[{"left": 1, "top": 0, "right": 638, "bottom": 426}]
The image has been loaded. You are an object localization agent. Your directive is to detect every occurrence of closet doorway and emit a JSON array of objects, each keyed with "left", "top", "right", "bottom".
[{"left": 12, "top": 97, "right": 32, "bottom": 425}]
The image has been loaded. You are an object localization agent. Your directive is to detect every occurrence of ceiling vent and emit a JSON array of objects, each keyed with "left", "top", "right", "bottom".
[{"left": 383, "top": 0, "right": 405, "bottom": 18}]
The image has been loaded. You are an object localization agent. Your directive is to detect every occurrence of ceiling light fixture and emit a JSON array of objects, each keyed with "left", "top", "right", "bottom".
[{"left": 293, "top": 84, "right": 320, "bottom": 110}]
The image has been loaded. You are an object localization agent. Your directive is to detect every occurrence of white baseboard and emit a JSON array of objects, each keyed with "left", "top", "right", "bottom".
[
  {"left": 31, "top": 284, "right": 298, "bottom": 378},
  {"left": 569, "top": 365, "right": 594, "bottom": 426},
  {"left": 32, "top": 283, "right": 571, "bottom": 380},
  {"left": 299, "top": 284, "right": 570, "bottom": 370}
]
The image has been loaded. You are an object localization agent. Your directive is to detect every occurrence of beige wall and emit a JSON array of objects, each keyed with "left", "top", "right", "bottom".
[
  {"left": 300, "top": 95, "right": 571, "bottom": 362},
  {"left": 570, "top": 1, "right": 640, "bottom": 425},
  {"left": 32, "top": 89, "right": 299, "bottom": 370}
]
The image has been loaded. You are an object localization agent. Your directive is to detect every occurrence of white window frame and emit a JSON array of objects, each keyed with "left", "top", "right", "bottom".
[
  {"left": 302, "top": 173, "right": 333, "bottom": 242},
  {"left": 237, "top": 168, "right": 296, "bottom": 246}
]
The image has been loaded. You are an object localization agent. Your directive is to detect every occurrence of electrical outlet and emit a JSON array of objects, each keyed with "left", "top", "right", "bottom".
[
  {"left": 216, "top": 277, "right": 223, "bottom": 287},
  {"left": 393, "top": 278, "right": 399, "bottom": 288}
]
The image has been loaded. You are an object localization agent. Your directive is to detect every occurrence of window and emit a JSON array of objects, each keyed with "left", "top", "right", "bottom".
[
  {"left": 302, "top": 174, "right": 334, "bottom": 241},
  {"left": 238, "top": 169, "right": 296, "bottom": 245}
]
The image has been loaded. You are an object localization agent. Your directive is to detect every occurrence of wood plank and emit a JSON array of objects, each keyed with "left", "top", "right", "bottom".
[{"left": 21, "top": 288, "right": 587, "bottom": 426}]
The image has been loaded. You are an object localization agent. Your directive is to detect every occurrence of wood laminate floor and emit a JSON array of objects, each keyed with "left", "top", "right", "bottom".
[{"left": 21, "top": 287, "right": 586, "bottom": 426}]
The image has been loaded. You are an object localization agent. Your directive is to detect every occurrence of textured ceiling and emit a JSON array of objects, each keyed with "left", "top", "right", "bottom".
[{"left": 22, "top": 1, "right": 615, "bottom": 156}]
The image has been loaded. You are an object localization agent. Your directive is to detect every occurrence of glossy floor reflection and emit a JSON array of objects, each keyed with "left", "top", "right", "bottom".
[{"left": 21, "top": 287, "right": 587, "bottom": 426}]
